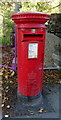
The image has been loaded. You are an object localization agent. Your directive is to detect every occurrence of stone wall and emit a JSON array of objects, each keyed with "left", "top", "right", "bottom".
[{"left": 44, "top": 32, "right": 61, "bottom": 67}]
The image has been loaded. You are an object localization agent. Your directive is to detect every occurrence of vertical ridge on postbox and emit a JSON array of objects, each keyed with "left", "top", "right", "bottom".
[{"left": 11, "top": 11, "right": 50, "bottom": 97}]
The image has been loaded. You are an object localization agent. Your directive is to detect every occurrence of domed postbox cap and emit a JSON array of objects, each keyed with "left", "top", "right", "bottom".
[{"left": 11, "top": 11, "right": 50, "bottom": 24}]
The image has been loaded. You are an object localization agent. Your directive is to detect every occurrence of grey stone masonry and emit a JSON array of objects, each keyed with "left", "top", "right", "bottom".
[{"left": 44, "top": 32, "right": 61, "bottom": 67}]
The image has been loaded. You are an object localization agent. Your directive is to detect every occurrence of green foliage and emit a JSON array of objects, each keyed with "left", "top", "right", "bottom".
[
  {"left": 0, "top": 1, "right": 61, "bottom": 45},
  {"left": 36, "top": 2, "right": 52, "bottom": 13},
  {"left": 56, "top": 69, "right": 61, "bottom": 75},
  {"left": 0, "top": 2, "right": 15, "bottom": 45},
  {"left": 20, "top": 2, "right": 36, "bottom": 12},
  {"left": 20, "top": 2, "right": 52, "bottom": 13}
]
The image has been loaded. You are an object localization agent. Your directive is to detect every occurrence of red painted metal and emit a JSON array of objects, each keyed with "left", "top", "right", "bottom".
[{"left": 11, "top": 12, "right": 50, "bottom": 97}]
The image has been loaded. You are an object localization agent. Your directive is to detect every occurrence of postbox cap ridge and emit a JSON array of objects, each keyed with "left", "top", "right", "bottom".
[
  {"left": 11, "top": 11, "right": 50, "bottom": 25},
  {"left": 11, "top": 11, "right": 50, "bottom": 18}
]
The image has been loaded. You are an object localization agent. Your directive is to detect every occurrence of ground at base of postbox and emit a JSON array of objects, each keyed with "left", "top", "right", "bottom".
[{"left": 0, "top": 46, "right": 61, "bottom": 118}]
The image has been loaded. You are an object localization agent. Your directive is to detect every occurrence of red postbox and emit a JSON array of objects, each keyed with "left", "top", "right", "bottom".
[{"left": 11, "top": 12, "right": 50, "bottom": 98}]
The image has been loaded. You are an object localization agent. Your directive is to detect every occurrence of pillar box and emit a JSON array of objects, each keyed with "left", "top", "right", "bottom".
[{"left": 11, "top": 12, "right": 50, "bottom": 99}]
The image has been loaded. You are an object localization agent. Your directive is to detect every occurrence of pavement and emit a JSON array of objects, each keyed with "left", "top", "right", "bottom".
[{"left": 1, "top": 83, "right": 61, "bottom": 120}]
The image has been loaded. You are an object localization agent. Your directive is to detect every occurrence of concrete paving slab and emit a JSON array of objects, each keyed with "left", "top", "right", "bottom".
[
  {"left": 2, "top": 84, "right": 60, "bottom": 119},
  {"left": 43, "top": 84, "right": 59, "bottom": 112},
  {"left": 0, "top": 79, "right": 60, "bottom": 120}
]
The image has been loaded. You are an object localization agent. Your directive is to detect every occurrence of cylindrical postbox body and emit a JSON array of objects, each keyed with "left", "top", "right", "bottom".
[{"left": 11, "top": 12, "right": 50, "bottom": 97}]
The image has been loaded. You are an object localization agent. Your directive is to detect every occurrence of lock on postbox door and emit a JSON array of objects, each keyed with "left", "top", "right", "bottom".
[{"left": 11, "top": 12, "right": 50, "bottom": 98}]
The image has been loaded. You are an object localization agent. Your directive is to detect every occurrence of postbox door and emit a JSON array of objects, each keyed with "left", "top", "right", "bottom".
[{"left": 17, "top": 28, "right": 46, "bottom": 96}]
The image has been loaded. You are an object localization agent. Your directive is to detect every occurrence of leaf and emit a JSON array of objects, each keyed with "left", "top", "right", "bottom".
[
  {"left": 10, "top": 70, "right": 13, "bottom": 72},
  {"left": 5, "top": 115, "right": 9, "bottom": 117},
  {"left": 6, "top": 105, "right": 10, "bottom": 108},
  {"left": 5, "top": 75, "right": 8, "bottom": 79},
  {"left": 6, "top": 86, "right": 9, "bottom": 89},
  {"left": 38, "top": 108, "right": 44, "bottom": 113},
  {"left": 28, "top": 110, "right": 34, "bottom": 113},
  {"left": 0, "top": 93, "right": 2, "bottom": 97},
  {"left": 10, "top": 71, "right": 15, "bottom": 77},
  {"left": 1, "top": 104, "right": 4, "bottom": 107},
  {"left": 59, "top": 81, "right": 61, "bottom": 84},
  {"left": 1, "top": 68, "right": 5, "bottom": 72},
  {"left": 10, "top": 81, "right": 13, "bottom": 84},
  {"left": 0, "top": 72, "right": 3, "bottom": 76},
  {"left": 4, "top": 97, "right": 7, "bottom": 100},
  {"left": 0, "top": 81, "right": 2, "bottom": 84},
  {"left": 0, "top": 87, "right": 3, "bottom": 91},
  {"left": 6, "top": 90, "right": 8, "bottom": 93}
]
